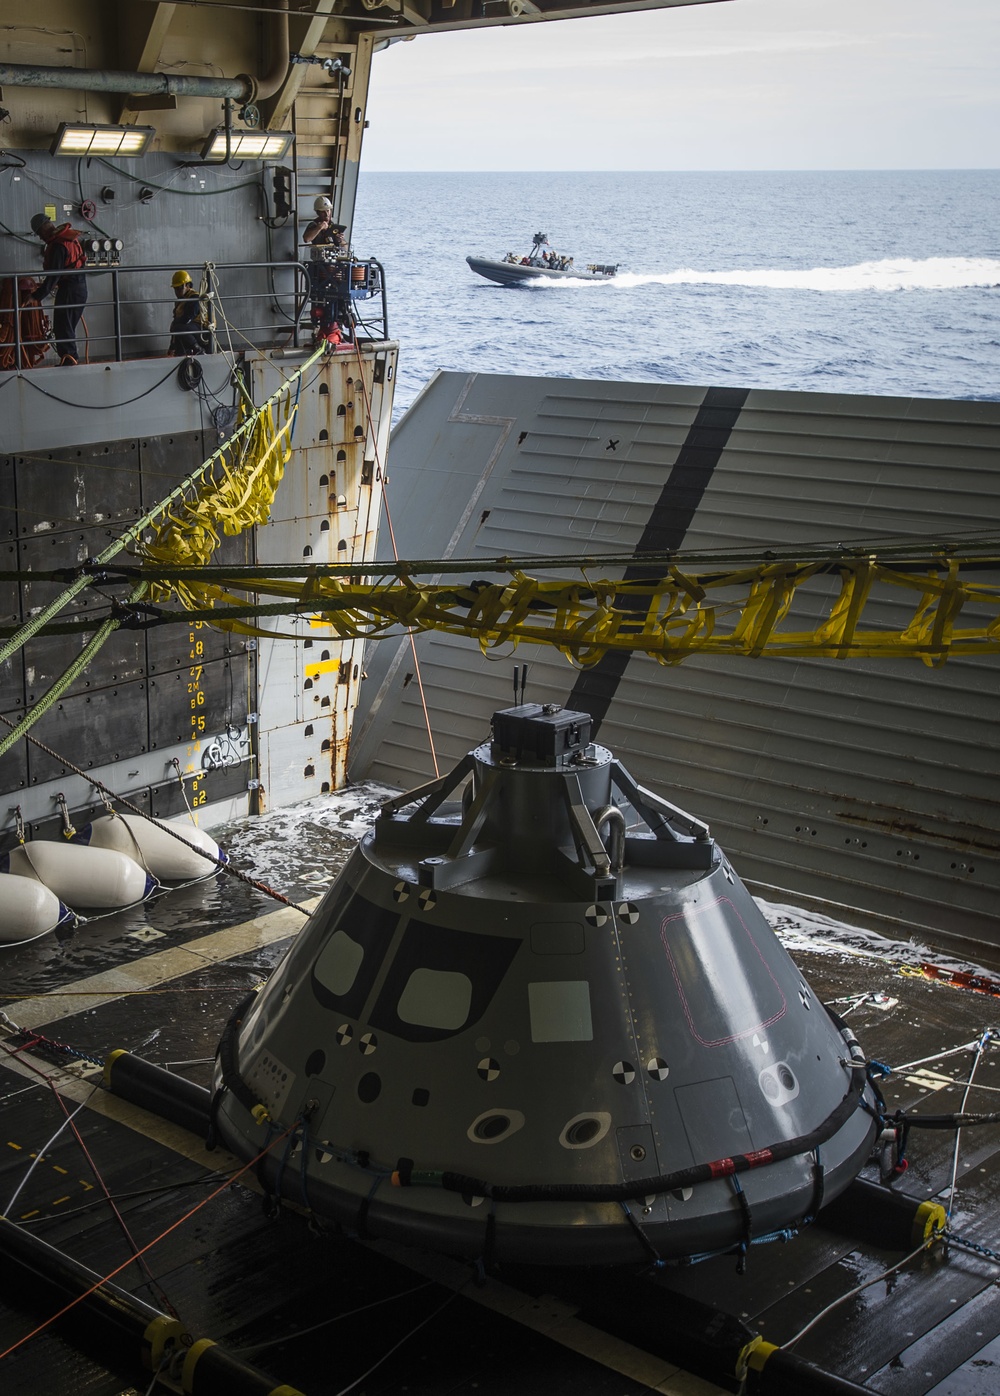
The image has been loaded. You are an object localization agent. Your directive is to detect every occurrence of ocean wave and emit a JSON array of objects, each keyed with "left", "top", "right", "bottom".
[{"left": 596, "top": 257, "right": 1000, "bottom": 292}]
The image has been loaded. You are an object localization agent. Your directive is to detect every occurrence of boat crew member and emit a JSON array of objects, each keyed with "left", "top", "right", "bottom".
[
  {"left": 303, "top": 196, "right": 351, "bottom": 345},
  {"left": 30, "top": 214, "right": 87, "bottom": 365},
  {"left": 168, "top": 270, "right": 210, "bottom": 356}
]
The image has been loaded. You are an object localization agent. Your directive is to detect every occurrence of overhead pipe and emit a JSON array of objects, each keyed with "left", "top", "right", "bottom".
[
  {"left": 258, "top": 0, "right": 290, "bottom": 102},
  {"left": 0, "top": 3, "right": 290, "bottom": 107},
  {"left": 0, "top": 62, "right": 258, "bottom": 103}
]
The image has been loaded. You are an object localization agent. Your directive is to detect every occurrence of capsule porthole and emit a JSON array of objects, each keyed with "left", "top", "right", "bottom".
[
  {"left": 559, "top": 1112, "right": 611, "bottom": 1150},
  {"left": 467, "top": 1109, "right": 525, "bottom": 1144}
]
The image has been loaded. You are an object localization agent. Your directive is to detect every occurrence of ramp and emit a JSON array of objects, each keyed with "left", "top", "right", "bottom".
[{"left": 351, "top": 371, "right": 1000, "bottom": 950}]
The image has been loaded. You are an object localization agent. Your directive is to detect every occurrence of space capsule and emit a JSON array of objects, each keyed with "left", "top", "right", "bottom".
[{"left": 212, "top": 705, "right": 877, "bottom": 1265}]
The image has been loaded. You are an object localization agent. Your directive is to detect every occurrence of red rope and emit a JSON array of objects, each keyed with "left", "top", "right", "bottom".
[
  {"left": 0, "top": 1115, "right": 297, "bottom": 1363},
  {"left": 0, "top": 1039, "right": 178, "bottom": 1316}
]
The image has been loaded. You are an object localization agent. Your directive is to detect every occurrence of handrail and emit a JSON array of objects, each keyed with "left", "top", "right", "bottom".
[{"left": 0, "top": 257, "right": 389, "bottom": 368}]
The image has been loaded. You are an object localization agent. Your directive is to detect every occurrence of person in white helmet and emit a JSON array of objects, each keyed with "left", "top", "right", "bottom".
[
  {"left": 303, "top": 196, "right": 351, "bottom": 345},
  {"left": 303, "top": 196, "right": 346, "bottom": 253}
]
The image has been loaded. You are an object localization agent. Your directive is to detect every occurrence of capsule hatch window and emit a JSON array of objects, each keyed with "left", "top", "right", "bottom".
[
  {"left": 368, "top": 923, "right": 520, "bottom": 1043},
  {"left": 311, "top": 892, "right": 399, "bottom": 1017},
  {"left": 314, "top": 930, "right": 364, "bottom": 997},
  {"left": 397, "top": 968, "right": 473, "bottom": 1030}
]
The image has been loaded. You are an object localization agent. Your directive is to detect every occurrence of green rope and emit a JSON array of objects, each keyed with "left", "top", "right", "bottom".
[
  {"left": 3, "top": 539, "right": 1000, "bottom": 591},
  {"left": 0, "top": 345, "right": 325, "bottom": 672},
  {"left": 0, "top": 583, "right": 147, "bottom": 761}
]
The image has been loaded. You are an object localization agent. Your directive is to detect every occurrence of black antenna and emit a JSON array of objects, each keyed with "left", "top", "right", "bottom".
[
  {"left": 519, "top": 663, "right": 528, "bottom": 704},
  {"left": 512, "top": 665, "right": 520, "bottom": 705}
]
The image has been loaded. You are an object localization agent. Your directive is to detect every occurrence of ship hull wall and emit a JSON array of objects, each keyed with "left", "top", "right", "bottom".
[{"left": 352, "top": 371, "right": 1000, "bottom": 952}]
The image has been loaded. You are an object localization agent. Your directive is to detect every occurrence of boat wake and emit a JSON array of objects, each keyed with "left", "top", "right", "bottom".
[{"left": 542, "top": 257, "right": 1000, "bottom": 292}]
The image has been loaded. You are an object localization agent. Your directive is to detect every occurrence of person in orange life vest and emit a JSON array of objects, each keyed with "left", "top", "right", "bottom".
[{"left": 30, "top": 214, "right": 88, "bottom": 365}]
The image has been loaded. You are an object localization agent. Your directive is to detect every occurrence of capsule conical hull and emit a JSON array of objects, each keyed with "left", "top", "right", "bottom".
[{"left": 214, "top": 708, "right": 876, "bottom": 1264}]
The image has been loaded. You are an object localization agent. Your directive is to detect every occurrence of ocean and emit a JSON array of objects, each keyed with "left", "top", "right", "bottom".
[{"left": 351, "top": 170, "right": 1000, "bottom": 418}]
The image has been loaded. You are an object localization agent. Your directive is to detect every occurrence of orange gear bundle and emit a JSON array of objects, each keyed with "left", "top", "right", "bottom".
[{"left": 0, "top": 274, "right": 50, "bottom": 369}]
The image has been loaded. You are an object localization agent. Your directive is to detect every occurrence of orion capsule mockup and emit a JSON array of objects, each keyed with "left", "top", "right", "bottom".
[{"left": 212, "top": 705, "right": 876, "bottom": 1265}]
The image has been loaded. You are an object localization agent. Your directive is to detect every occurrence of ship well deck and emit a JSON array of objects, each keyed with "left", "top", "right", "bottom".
[{"left": 2, "top": 792, "right": 1000, "bottom": 1394}]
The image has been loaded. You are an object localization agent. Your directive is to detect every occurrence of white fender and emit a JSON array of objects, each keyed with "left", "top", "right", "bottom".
[
  {"left": 3, "top": 842, "right": 156, "bottom": 909},
  {"left": 0, "top": 873, "right": 71, "bottom": 944},
  {"left": 74, "top": 814, "right": 225, "bottom": 882}
]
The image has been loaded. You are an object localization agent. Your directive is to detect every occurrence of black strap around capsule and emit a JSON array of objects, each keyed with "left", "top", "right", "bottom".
[{"left": 732, "top": 1175, "right": 753, "bottom": 1274}]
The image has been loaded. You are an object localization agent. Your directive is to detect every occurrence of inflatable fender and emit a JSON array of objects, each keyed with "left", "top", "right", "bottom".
[
  {"left": 0, "top": 872, "right": 73, "bottom": 944},
  {"left": 73, "top": 814, "right": 226, "bottom": 883},
  {"left": 1, "top": 842, "right": 158, "bottom": 909}
]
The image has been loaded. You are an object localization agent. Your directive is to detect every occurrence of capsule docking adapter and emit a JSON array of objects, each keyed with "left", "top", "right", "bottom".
[{"left": 211, "top": 704, "right": 878, "bottom": 1266}]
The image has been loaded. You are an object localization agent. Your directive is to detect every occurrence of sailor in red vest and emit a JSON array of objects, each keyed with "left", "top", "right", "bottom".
[{"left": 30, "top": 214, "right": 88, "bottom": 365}]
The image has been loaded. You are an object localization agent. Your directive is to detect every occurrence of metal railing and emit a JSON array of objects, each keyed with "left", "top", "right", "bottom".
[{"left": 0, "top": 256, "right": 388, "bottom": 369}]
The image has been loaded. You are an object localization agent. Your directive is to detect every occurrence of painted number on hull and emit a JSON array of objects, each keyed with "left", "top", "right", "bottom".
[{"left": 186, "top": 623, "right": 207, "bottom": 804}]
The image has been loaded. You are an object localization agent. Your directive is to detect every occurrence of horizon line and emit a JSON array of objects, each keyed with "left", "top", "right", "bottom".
[{"left": 360, "top": 167, "right": 1000, "bottom": 175}]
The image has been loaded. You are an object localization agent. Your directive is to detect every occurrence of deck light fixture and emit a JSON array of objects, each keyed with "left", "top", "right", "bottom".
[
  {"left": 51, "top": 123, "right": 155, "bottom": 157},
  {"left": 200, "top": 129, "right": 294, "bottom": 161}
]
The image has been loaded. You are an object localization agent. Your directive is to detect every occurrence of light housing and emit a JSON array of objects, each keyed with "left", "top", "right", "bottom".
[
  {"left": 200, "top": 129, "right": 294, "bottom": 161},
  {"left": 51, "top": 123, "right": 155, "bottom": 157}
]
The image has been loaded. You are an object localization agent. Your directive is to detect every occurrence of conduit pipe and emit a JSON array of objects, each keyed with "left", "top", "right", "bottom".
[
  {"left": 0, "top": 2, "right": 290, "bottom": 106},
  {"left": 0, "top": 62, "right": 259, "bottom": 103},
  {"left": 259, "top": 0, "right": 291, "bottom": 102}
]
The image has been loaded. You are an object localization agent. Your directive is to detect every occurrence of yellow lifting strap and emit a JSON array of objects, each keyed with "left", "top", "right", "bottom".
[
  {"left": 137, "top": 399, "right": 297, "bottom": 601},
  {"left": 136, "top": 553, "right": 1000, "bottom": 669}
]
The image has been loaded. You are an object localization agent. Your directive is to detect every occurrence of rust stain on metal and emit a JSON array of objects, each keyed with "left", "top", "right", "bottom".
[{"left": 834, "top": 807, "right": 1000, "bottom": 854}]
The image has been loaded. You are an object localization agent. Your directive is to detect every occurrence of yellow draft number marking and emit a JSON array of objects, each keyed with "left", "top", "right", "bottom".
[{"left": 181, "top": 622, "right": 209, "bottom": 807}]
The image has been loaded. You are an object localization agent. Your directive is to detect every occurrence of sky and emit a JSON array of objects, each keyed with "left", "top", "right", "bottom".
[{"left": 361, "top": 0, "right": 1000, "bottom": 171}]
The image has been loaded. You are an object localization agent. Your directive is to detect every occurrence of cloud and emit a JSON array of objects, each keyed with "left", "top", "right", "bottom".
[
  {"left": 378, "top": 25, "right": 869, "bottom": 85},
  {"left": 363, "top": 0, "right": 1000, "bottom": 171}
]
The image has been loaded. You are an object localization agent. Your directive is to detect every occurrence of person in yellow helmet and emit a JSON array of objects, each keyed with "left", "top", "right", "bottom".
[{"left": 168, "top": 269, "right": 209, "bottom": 356}]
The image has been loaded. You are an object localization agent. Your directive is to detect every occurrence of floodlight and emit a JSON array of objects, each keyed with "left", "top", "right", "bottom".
[
  {"left": 200, "top": 129, "right": 294, "bottom": 161},
  {"left": 51, "top": 123, "right": 155, "bottom": 157}
]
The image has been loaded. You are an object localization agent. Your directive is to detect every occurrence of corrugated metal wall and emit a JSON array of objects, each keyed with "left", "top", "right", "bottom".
[{"left": 351, "top": 372, "right": 1000, "bottom": 951}]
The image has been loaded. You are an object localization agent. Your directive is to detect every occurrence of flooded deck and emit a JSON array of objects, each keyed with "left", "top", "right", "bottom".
[{"left": 2, "top": 788, "right": 999, "bottom": 1395}]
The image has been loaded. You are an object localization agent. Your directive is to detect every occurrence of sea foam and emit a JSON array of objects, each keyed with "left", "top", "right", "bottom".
[{"left": 607, "top": 256, "right": 1000, "bottom": 293}]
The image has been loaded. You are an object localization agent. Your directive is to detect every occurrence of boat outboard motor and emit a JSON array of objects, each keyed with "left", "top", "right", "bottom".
[{"left": 211, "top": 705, "right": 877, "bottom": 1266}]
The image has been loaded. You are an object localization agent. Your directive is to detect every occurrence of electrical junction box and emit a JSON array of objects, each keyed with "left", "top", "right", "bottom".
[{"left": 491, "top": 703, "right": 593, "bottom": 766}]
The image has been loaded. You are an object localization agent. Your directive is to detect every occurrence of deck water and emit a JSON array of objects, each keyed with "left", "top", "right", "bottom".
[{"left": 3, "top": 788, "right": 1000, "bottom": 1394}]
